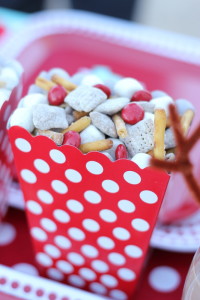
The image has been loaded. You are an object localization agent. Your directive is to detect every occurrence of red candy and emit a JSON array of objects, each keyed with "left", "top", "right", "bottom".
[
  {"left": 63, "top": 131, "right": 81, "bottom": 148},
  {"left": 121, "top": 102, "right": 144, "bottom": 125},
  {"left": 94, "top": 84, "right": 111, "bottom": 98},
  {"left": 115, "top": 144, "right": 128, "bottom": 160},
  {"left": 131, "top": 90, "right": 152, "bottom": 102},
  {"left": 48, "top": 85, "right": 67, "bottom": 106}
]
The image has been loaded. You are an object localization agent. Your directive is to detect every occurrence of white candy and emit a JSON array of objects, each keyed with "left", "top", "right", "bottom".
[
  {"left": 80, "top": 125, "right": 105, "bottom": 144},
  {"left": 18, "top": 93, "right": 48, "bottom": 108},
  {"left": 48, "top": 68, "right": 70, "bottom": 80},
  {"left": 131, "top": 153, "right": 151, "bottom": 169},
  {"left": 175, "top": 98, "right": 195, "bottom": 115},
  {"left": 38, "top": 71, "right": 50, "bottom": 80},
  {"left": 9, "top": 107, "right": 34, "bottom": 132},
  {"left": 0, "top": 67, "right": 19, "bottom": 90},
  {"left": 151, "top": 90, "right": 168, "bottom": 98},
  {"left": 4, "top": 60, "right": 23, "bottom": 77},
  {"left": 114, "top": 77, "right": 143, "bottom": 98},
  {"left": 80, "top": 74, "right": 103, "bottom": 86},
  {"left": 33, "top": 104, "right": 68, "bottom": 130},
  {"left": 150, "top": 96, "right": 174, "bottom": 115},
  {"left": 28, "top": 84, "right": 46, "bottom": 95},
  {"left": 0, "top": 89, "right": 12, "bottom": 109},
  {"left": 94, "top": 97, "right": 130, "bottom": 115},
  {"left": 144, "top": 112, "right": 154, "bottom": 122}
]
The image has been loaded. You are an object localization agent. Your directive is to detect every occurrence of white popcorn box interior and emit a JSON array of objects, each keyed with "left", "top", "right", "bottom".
[{"left": 8, "top": 125, "right": 169, "bottom": 299}]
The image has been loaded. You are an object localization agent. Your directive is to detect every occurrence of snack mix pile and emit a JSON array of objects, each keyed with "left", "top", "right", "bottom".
[{"left": 8, "top": 67, "right": 195, "bottom": 163}]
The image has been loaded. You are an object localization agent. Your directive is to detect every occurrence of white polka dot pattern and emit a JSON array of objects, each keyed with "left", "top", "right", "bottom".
[{"left": 8, "top": 128, "right": 169, "bottom": 298}]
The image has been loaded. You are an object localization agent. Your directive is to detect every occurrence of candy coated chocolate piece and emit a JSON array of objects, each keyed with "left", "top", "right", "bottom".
[
  {"left": 115, "top": 144, "right": 128, "bottom": 159},
  {"left": 63, "top": 131, "right": 81, "bottom": 147},
  {"left": 121, "top": 103, "right": 144, "bottom": 125},
  {"left": 94, "top": 84, "right": 111, "bottom": 98},
  {"left": 114, "top": 77, "right": 143, "bottom": 98},
  {"left": 48, "top": 85, "right": 67, "bottom": 106},
  {"left": 131, "top": 90, "right": 152, "bottom": 102}
]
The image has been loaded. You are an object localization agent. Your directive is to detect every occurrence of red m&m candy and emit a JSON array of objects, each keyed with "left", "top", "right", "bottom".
[
  {"left": 131, "top": 90, "right": 152, "bottom": 102},
  {"left": 48, "top": 85, "right": 67, "bottom": 106},
  {"left": 121, "top": 103, "right": 144, "bottom": 125},
  {"left": 94, "top": 84, "right": 111, "bottom": 98},
  {"left": 63, "top": 131, "right": 81, "bottom": 148},
  {"left": 115, "top": 144, "right": 128, "bottom": 160}
]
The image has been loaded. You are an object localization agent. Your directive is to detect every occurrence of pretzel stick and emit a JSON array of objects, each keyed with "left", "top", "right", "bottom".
[
  {"left": 51, "top": 75, "right": 77, "bottom": 91},
  {"left": 73, "top": 110, "right": 88, "bottom": 120},
  {"left": 181, "top": 109, "right": 194, "bottom": 135},
  {"left": 35, "top": 77, "right": 56, "bottom": 91},
  {"left": 79, "top": 139, "right": 113, "bottom": 153},
  {"left": 153, "top": 109, "right": 167, "bottom": 159},
  {"left": 112, "top": 114, "right": 128, "bottom": 138},
  {"left": 61, "top": 116, "right": 91, "bottom": 134}
]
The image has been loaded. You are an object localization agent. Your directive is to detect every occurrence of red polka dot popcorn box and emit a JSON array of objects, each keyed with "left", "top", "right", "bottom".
[
  {"left": 0, "top": 58, "right": 23, "bottom": 220},
  {"left": 8, "top": 79, "right": 170, "bottom": 300}
]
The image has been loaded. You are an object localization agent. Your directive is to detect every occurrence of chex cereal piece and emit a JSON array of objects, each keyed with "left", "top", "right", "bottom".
[
  {"left": 175, "top": 98, "right": 195, "bottom": 115},
  {"left": 123, "top": 119, "right": 154, "bottom": 156},
  {"left": 66, "top": 114, "right": 75, "bottom": 125},
  {"left": 150, "top": 96, "right": 174, "bottom": 116},
  {"left": 133, "top": 101, "right": 155, "bottom": 113},
  {"left": 94, "top": 97, "right": 130, "bottom": 115},
  {"left": 79, "top": 139, "right": 113, "bottom": 153},
  {"left": 114, "top": 77, "right": 143, "bottom": 98},
  {"left": 18, "top": 93, "right": 48, "bottom": 108},
  {"left": 164, "top": 128, "right": 176, "bottom": 149},
  {"left": 103, "top": 138, "right": 125, "bottom": 159},
  {"left": 90, "top": 111, "right": 117, "bottom": 138},
  {"left": 35, "top": 129, "right": 64, "bottom": 145},
  {"left": 100, "top": 151, "right": 114, "bottom": 161},
  {"left": 65, "top": 85, "right": 107, "bottom": 112},
  {"left": 62, "top": 116, "right": 91, "bottom": 134},
  {"left": 33, "top": 104, "right": 68, "bottom": 130},
  {"left": 65, "top": 105, "right": 73, "bottom": 114},
  {"left": 80, "top": 124, "right": 105, "bottom": 144},
  {"left": 9, "top": 107, "right": 34, "bottom": 132}
]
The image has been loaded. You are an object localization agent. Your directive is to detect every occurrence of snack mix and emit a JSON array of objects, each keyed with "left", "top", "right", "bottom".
[{"left": 8, "top": 67, "right": 195, "bottom": 163}]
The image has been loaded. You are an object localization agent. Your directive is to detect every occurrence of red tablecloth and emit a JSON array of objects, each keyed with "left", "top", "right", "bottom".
[{"left": 0, "top": 208, "right": 193, "bottom": 299}]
